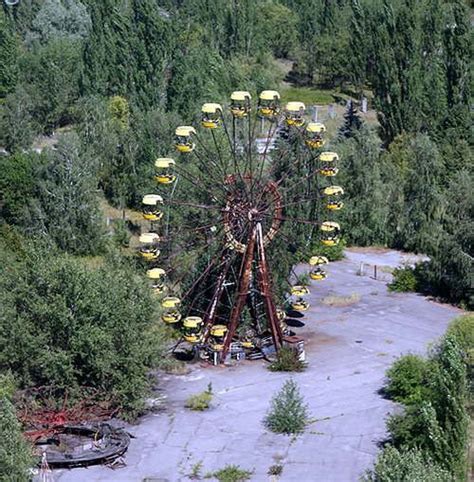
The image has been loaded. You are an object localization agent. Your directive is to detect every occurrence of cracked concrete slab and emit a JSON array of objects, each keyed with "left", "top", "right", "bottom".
[{"left": 54, "top": 249, "right": 462, "bottom": 482}]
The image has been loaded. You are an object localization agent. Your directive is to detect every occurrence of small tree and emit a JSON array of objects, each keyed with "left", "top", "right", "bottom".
[
  {"left": 0, "top": 397, "right": 33, "bottom": 481},
  {"left": 338, "top": 100, "right": 363, "bottom": 140},
  {"left": 263, "top": 379, "right": 309, "bottom": 435}
]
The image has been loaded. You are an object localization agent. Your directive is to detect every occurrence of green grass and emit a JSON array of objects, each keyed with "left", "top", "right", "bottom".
[
  {"left": 206, "top": 465, "right": 253, "bottom": 481},
  {"left": 282, "top": 87, "right": 335, "bottom": 105}
]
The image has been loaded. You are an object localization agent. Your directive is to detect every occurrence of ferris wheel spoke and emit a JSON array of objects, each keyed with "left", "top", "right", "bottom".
[
  {"left": 220, "top": 115, "right": 251, "bottom": 202},
  {"left": 252, "top": 119, "right": 279, "bottom": 194},
  {"left": 172, "top": 164, "right": 228, "bottom": 205},
  {"left": 193, "top": 131, "right": 229, "bottom": 180}
]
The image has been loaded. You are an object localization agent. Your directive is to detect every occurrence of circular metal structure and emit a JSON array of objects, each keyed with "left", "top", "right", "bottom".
[{"left": 138, "top": 90, "right": 344, "bottom": 363}]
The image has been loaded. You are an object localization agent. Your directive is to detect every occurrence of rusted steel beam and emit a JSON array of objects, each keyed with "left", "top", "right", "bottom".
[
  {"left": 256, "top": 222, "right": 283, "bottom": 350},
  {"left": 220, "top": 225, "right": 257, "bottom": 362}
]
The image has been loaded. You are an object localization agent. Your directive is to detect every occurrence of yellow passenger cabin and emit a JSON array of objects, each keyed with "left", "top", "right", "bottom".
[
  {"left": 230, "top": 91, "right": 252, "bottom": 117},
  {"left": 154, "top": 158, "right": 176, "bottom": 184},
  {"left": 258, "top": 90, "right": 281, "bottom": 119},
  {"left": 142, "top": 194, "right": 164, "bottom": 221},
  {"left": 201, "top": 103, "right": 223, "bottom": 128},
  {"left": 175, "top": 126, "right": 196, "bottom": 153},
  {"left": 285, "top": 102, "right": 305, "bottom": 127},
  {"left": 139, "top": 232, "right": 160, "bottom": 260},
  {"left": 322, "top": 185, "right": 344, "bottom": 210},
  {"left": 305, "top": 122, "right": 326, "bottom": 149},
  {"left": 319, "top": 152, "right": 339, "bottom": 177}
]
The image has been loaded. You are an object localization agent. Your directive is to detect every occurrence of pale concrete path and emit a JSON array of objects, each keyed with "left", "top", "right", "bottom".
[{"left": 56, "top": 248, "right": 462, "bottom": 482}]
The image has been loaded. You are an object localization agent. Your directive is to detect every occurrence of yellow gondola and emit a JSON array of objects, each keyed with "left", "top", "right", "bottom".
[
  {"left": 290, "top": 285, "right": 310, "bottom": 296},
  {"left": 319, "top": 152, "right": 339, "bottom": 177},
  {"left": 183, "top": 316, "right": 203, "bottom": 343},
  {"left": 146, "top": 267, "right": 166, "bottom": 293},
  {"left": 309, "top": 255, "right": 329, "bottom": 281},
  {"left": 292, "top": 298, "right": 310, "bottom": 312},
  {"left": 210, "top": 324, "right": 227, "bottom": 350},
  {"left": 323, "top": 185, "right": 344, "bottom": 210},
  {"left": 201, "top": 103, "right": 223, "bottom": 128},
  {"left": 175, "top": 126, "right": 196, "bottom": 153},
  {"left": 161, "top": 296, "right": 181, "bottom": 309},
  {"left": 258, "top": 90, "right": 281, "bottom": 119},
  {"left": 230, "top": 91, "right": 251, "bottom": 117},
  {"left": 305, "top": 122, "right": 326, "bottom": 149},
  {"left": 162, "top": 310, "right": 182, "bottom": 324},
  {"left": 320, "top": 221, "right": 341, "bottom": 246},
  {"left": 142, "top": 194, "right": 164, "bottom": 221},
  {"left": 139, "top": 232, "right": 160, "bottom": 260},
  {"left": 285, "top": 102, "right": 305, "bottom": 127},
  {"left": 154, "top": 158, "right": 176, "bottom": 184}
]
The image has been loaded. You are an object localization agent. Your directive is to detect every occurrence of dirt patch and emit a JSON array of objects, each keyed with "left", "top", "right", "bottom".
[{"left": 321, "top": 293, "right": 361, "bottom": 307}]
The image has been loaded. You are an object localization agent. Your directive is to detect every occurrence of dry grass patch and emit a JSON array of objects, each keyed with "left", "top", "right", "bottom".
[{"left": 321, "top": 293, "right": 361, "bottom": 307}]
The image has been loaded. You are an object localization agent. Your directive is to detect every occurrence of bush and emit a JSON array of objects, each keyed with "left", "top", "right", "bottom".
[
  {"left": 362, "top": 445, "right": 451, "bottom": 482},
  {"left": 0, "top": 397, "right": 34, "bottom": 481},
  {"left": 388, "top": 266, "right": 418, "bottom": 292},
  {"left": 264, "top": 379, "right": 309, "bottom": 435},
  {"left": 268, "top": 347, "right": 306, "bottom": 372},
  {"left": 384, "top": 354, "right": 430, "bottom": 405},
  {"left": 185, "top": 383, "right": 213, "bottom": 411}
]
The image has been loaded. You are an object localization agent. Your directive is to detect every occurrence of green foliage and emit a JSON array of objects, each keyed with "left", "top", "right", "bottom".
[
  {"left": 20, "top": 38, "right": 82, "bottom": 130},
  {"left": 208, "top": 465, "right": 253, "bottom": 482},
  {"left": 362, "top": 445, "right": 451, "bottom": 482},
  {"left": 27, "top": 0, "right": 91, "bottom": 44},
  {"left": 25, "top": 133, "right": 105, "bottom": 255},
  {"left": 0, "top": 151, "right": 46, "bottom": 224},
  {"left": 264, "top": 379, "right": 309, "bottom": 435},
  {"left": 0, "top": 372, "right": 16, "bottom": 400},
  {"left": 384, "top": 354, "right": 430, "bottom": 405},
  {"left": 108, "top": 95, "right": 129, "bottom": 130},
  {"left": 0, "top": 396, "right": 34, "bottom": 481},
  {"left": 0, "top": 8, "right": 18, "bottom": 98},
  {"left": 0, "top": 86, "right": 38, "bottom": 152},
  {"left": 259, "top": 1, "right": 298, "bottom": 58},
  {"left": 112, "top": 219, "right": 130, "bottom": 248},
  {"left": 337, "top": 126, "right": 390, "bottom": 246},
  {"left": 447, "top": 314, "right": 474, "bottom": 398},
  {"left": 388, "top": 267, "right": 418, "bottom": 293},
  {"left": 268, "top": 347, "right": 306, "bottom": 373},
  {"left": 0, "top": 248, "right": 167, "bottom": 418},
  {"left": 383, "top": 335, "right": 469, "bottom": 479},
  {"left": 185, "top": 383, "right": 213, "bottom": 411}
]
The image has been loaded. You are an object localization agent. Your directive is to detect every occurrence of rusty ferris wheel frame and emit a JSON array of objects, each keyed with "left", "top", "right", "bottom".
[{"left": 140, "top": 92, "right": 341, "bottom": 364}]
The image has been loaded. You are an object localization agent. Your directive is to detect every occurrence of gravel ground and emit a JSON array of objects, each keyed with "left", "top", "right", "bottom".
[{"left": 54, "top": 248, "right": 462, "bottom": 482}]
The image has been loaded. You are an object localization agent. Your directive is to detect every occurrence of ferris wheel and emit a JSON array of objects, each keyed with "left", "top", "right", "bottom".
[{"left": 138, "top": 90, "right": 344, "bottom": 364}]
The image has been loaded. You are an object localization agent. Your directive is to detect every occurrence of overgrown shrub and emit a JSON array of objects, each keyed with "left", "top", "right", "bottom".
[
  {"left": 268, "top": 347, "right": 306, "bottom": 373},
  {"left": 362, "top": 445, "right": 451, "bottom": 482},
  {"left": 185, "top": 383, "right": 213, "bottom": 411},
  {"left": 0, "top": 397, "right": 34, "bottom": 481},
  {"left": 384, "top": 354, "right": 430, "bottom": 405},
  {"left": 264, "top": 379, "right": 309, "bottom": 435},
  {"left": 383, "top": 335, "right": 469, "bottom": 479},
  {"left": 388, "top": 266, "right": 418, "bottom": 292},
  {"left": 0, "top": 249, "right": 168, "bottom": 418}
]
